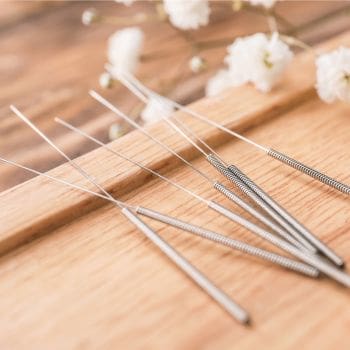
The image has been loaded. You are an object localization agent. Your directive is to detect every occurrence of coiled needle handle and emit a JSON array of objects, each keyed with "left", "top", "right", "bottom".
[
  {"left": 208, "top": 202, "right": 350, "bottom": 288},
  {"left": 268, "top": 149, "right": 350, "bottom": 195},
  {"left": 227, "top": 162, "right": 345, "bottom": 268},
  {"left": 122, "top": 208, "right": 250, "bottom": 324},
  {"left": 207, "top": 154, "right": 317, "bottom": 253},
  {"left": 213, "top": 182, "right": 307, "bottom": 252},
  {"left": 136, "top": 206, "right": 319, "bottom": 277}
]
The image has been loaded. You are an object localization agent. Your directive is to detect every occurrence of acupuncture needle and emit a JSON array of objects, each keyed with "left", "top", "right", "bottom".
[
  {"left": 8, "top": 106, "right": 250, "bottom": 324},
  {"left": 10, "top": 107, "right": 350, "bottom": 286},
  {"left": 89, "top": 90, "right": 310, "bottom": 252},
  {"left": 112, "top": 77, "right": 316, "bottom": 254},
  {"left": 51, "top": 119, "right": 350, "bottom": 288},
  {"left": 0, "top": 156, "right": 320, "bottom": 279},
  {"left": 3, "top": 154, "right": 348, "bottom": 290},
  {"left": 123, "top": 73, "right": 350, "bottom": 196},
  {"left": 123, "top": 75, "right": 344, "bottom": 267}
]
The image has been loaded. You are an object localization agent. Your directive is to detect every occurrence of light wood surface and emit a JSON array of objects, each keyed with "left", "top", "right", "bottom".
[{"left": 0, "top": 28, "right": 349, "bottom": 349}]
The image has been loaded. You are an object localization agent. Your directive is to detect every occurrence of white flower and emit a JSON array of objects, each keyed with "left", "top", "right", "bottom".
[
  {"left": 248, "top": 0, "right": 278, "bottom": 8},
  {"left": 225, "top": 32, "right": 293, "bottom": 92},
  {"left": 99, "top": 72, "right": 113, "bottom": 88},
  {"left": 115, "top": 0, "right": 135, "bottom": 5},
  {"left": 107, "top": 27, "right": 144, "bottom": 77},
  {"left": 163, "top": 0, "right": 210, "bottom": 30},
  {"left": 316, "top": 47, "right": 350, "bottom": 103},
  {"left": 109, "top": 123, "right": 126, "bottom": 141},
  {"left": 189, "top": 56, "right": 206, "bottom": 73},
  {"left": 205, "top": 69, "right": 232, "bottom": 97},
  {"left": 141, "top": 97, "right": 175, "bottom": 124},
  {"left": 82, "top": 8, "right": 98, "bottom": 26}
]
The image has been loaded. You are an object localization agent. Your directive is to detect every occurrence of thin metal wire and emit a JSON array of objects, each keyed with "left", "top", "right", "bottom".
[
  {"left": 208, "top": 200, "right": 350, "bottom": 288},
  {"left": 89, "top": 90, "right": 213, "bottom": 183},
  {"left": 10, "top": 105, "right": 123, "bottom": 208},
  {"left": 118, "top": 73, "right": 226, "bottom": 164},
  {"left": 228, "top": 163, "right": 345, "bottom": 267},
  {"left": 55, "top": 117, "right": 206, "bottom": 203},
  {"left": 0, "top": 156, "right": 319, "bottom": 278},
  {"left": 207, "top": 153, "right": 317, "bottom": 253},
  {"left": 116, "top": 75, "right": 210, "bottom": 159},
  {"left": 9, "top": 110, "right": 350, "bottom": 287},
  {"left": 0, "top": 156, "right": 134, "bottom": 209},
  {"left": 87, "top": 91, "right": 329, "bottom": 254},
  {"left": 55, "top": 118, "right": 335, "bottom": 278},
  {"left": 123, "top": 73, "right": 268, "bottom": 152},
  {"left": 124, "top": 73, "right": 350, "bottom": 196},
  {"left": 120, "top": 75, "right": 350, "bottom": 262},
  {"left": 9, "top": 108, "right": 250, "bottom": 323}
]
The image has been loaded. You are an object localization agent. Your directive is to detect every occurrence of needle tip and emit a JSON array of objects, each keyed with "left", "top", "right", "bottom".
[
  {"left": 9, "top": 104, "right": 17, "bottom": 112},
  {"left": 89, "top": 90, "right": 98, "bottom": 98}
]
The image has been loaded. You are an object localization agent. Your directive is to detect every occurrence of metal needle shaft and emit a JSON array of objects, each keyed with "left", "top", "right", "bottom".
[
  {"left": 9, "top": 107, "right": 249, "bottom": 324},
  {"left": 0, "top": 156, "right": 318, "bottom": 278}
]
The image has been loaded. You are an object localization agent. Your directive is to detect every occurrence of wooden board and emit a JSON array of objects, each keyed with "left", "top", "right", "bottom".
[{"left": 0, "top": 27, "right": 350, "bottom": 349}]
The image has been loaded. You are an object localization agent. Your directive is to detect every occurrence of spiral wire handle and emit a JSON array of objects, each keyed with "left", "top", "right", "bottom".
[
  {"left": 91, "top": 84, "right": 302, "bottom": 248},
  {"left": 209, "top": 201, "right": 350, "bottom": 288},
  {"left": 10, "top": 106, "right": 250, "bottom": 325},
  {"left": 268, "top": 149, "right": 350, "bottom": 195},
  {"left": 55, "top": 118, "right": 330, "bottom": 279},
  {"left": 123, "top": 73, "right": 350, "bottom": 196},
  {"left": 58, "top": 110, "right": 303, "bottom": 255},
  {"left": 136, "top": 206, "right": 319, "bottom": 277},
  {"left": 213, "top": 182, "right": 308, "bottom": 252},
  {"left": 4, "top": 153, "right": 349, "bottom": 288},
  {"left": 207, "top": 154, "right": 317, "bottom": 253},
  {"left": 228, "top": 162, "right": 345, "bottom": 268},
  {"left": 123, "top": 208, "right": 250, "bottom": 324},
  {"left": 0, "top": 154, "right": 318, "bottom": 279}
]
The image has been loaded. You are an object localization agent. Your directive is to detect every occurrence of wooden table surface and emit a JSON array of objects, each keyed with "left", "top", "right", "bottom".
[
  {"left": 0, "top": 2, "right": 350, "bottom": 349},
  {"left": 1, "top": 1, "right": 350, "bottom": 191}
]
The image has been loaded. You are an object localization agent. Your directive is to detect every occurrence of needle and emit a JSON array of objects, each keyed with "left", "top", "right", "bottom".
[
  {"left": 108, "top": 77, "right": 316, "bottom": 253},
  {"left": 52, "top": 117, "right": 350, "bottom": 288},
  {"left": 88, "top": 91, "right": 310, "bottom": 252},
  {"left": 0, "top": 156, "right": 319, "bottom": 278},
  {"left": 122, "top": 73, "right": 350, "bottom": 196},
  {"left": 9, "top": 106, "right": 350, "bottom": 286},
  {"left": 121, "top": 74, "right": 345, "bottom": 267},
  {"left": 8, "top": 106, "right": 250, "bottom": 324}
]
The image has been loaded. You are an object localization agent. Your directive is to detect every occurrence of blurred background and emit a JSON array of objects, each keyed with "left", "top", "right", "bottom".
[{"left": 1, "top": 0, "right": 349, "bottom": 192}]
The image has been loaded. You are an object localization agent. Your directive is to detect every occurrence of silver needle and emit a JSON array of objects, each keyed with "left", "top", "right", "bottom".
[
  {"left": 89, "top": 91, "right": 310, "bottom": 251},
  {"left": 123, "top": 73, "right": 350, "bottom": 196},
  {"left": 120, "top": 75, "right": 346, "bottom": 266},
  {"left": 0, "top": 156, "right": 319, "bottom": 278},
  {"left": 53, "top": 118, "right": 350, "bottom": 288},
  {"left": 8, "top": 106, "right": 250, "bottom": 324}
]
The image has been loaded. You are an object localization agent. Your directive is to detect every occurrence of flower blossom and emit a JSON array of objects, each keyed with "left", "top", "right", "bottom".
[
  {"left": 189, "top": 56, "right": 206, "bottom": 73},
  {"left": 107, "top": 27, "right": 144, "bottom": 77},
  {"left": 205, "top": 70, "right": 232, "bottom": 97},
  {"left": 82, "top": 8, "right": 98, "bottom": 26},
  {"left": 115, "top": 0, "right": 135, "bottom": 5},
  {"left": 248, "top": 0, "right": 278, "bottom": 8},
  {"left": 141, "top": 97, "right": 175, "bottom": 124},
  {"left": 316, "top": 47, "right": 350, "bottom": 103},
  {"left": 225, "top": 32, "right": 293, "bottom": 92},
  {"left": 163, "top": 0, "right": 210, "bottom": 30}
]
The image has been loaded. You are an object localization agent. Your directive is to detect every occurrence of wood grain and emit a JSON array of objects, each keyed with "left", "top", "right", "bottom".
[
  {"left": 0, "top": 28, "right": 349, "bottom": 349},
  {"left": 1, "top": 1, "right": 350, "bottom": 190}
]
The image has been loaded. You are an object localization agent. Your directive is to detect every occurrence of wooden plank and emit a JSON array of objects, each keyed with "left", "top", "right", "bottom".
[
  {"left": 0, "top": 29, "right": 349, "bottom": 257},
  {"left": 0, "top": 69, "right": 349, "bottom": 350}
]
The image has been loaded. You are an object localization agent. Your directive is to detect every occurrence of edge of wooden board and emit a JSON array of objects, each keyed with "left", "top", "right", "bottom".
[{"left": 0, "top": 30, "right": 349, "bottom": 257}]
